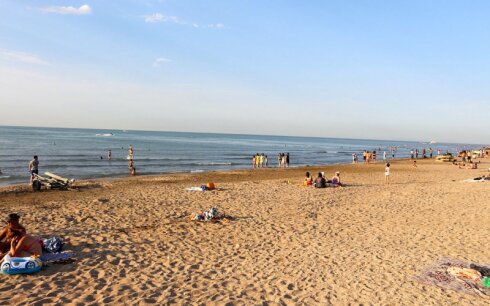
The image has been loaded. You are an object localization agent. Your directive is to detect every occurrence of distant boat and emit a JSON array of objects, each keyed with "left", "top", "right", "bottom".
[
  {"left": 430, "top": 140, "right": 437, "bottom": 144},
  {"left": 96, "top": 133, "right": 114, "bottom": 137}
]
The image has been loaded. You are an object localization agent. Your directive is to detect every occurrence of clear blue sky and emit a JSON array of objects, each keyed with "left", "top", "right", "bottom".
[{"left": 1, "top": 1, "right": 489, "bottom": 143}]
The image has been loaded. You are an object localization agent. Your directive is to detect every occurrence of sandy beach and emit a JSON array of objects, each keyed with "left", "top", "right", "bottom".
[{"left": 0, "top": 158, "right": 489, "bottom": 305}]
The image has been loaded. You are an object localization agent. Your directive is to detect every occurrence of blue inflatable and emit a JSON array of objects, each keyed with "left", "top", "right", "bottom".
[{"left": 1, "top": 255, "right": 42, "bottom": 275}]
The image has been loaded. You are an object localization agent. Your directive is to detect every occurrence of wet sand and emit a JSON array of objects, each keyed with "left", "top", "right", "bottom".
[{"left": 0, "top": 158, "right": 489, "bottom": 305}]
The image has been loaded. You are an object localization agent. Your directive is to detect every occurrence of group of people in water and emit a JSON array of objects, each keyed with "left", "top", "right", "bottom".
[
  {"left": 355, "top": 149, "right": 397, "bottom": 164},
  {"left": 304, "top": 171, "right": 342, "bottom": 188},
  {"left": 410, "top": 148, "right": 435, "bottom": 159},
  {"left": 0, "top": 213, "right": 42, "bottom": 260},
  {"left": 252, "top": 153, "right": 268, "bottom": 168},
  {"left": 252, "top": 153, "right": 290, "bottom": 168}
]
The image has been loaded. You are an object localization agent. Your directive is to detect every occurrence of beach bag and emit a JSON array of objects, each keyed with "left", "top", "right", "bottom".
[{"left": 42, "top": 236, "right": 64, "bottom": 253}]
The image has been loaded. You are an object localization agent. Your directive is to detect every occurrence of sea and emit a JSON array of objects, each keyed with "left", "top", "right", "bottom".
[{"left": 0, "top": 126, "right": 482, "bottom": 186}]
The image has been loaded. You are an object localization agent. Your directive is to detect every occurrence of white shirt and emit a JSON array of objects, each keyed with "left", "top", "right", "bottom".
[{"left": 385, "top": 166, "right": 390, "bottom": 176}]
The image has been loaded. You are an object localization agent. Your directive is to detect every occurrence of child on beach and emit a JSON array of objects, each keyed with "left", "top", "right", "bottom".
[
  {"left": 385, "top": 163, "right": 390, "bottom": 184},
  {"left": 304, "top": 172, "right": 313, "bottom": 186}
]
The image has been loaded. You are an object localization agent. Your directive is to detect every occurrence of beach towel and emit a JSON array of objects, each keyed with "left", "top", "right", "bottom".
[
  {"left": 186, "top": 187, "right": 205, "bottom": 191},
  {"left": 413, "top": 257, "right": 490, "bottom": 296},
  {"left": 185, "top": 186, "right": 223, "bottom": 191},
  {"left": 463, "top": 178, "right": 490, "bottom": 183},
  {"left": 40, "top": 251, "right": 76, "bottom": 264}
]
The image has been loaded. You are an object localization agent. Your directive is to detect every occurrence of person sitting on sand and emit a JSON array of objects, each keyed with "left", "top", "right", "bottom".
[
  {"left": 304, "top": 172, "right": 313, "bottom": 186},
  {"left": 5, "top": 228, "right": 42, "bottom": 258},
  {"left": 0, "top": 213, "right": 26, "bottom": 255},
  {"left": 330, "top": 171, "right": 342, "bottom": 187},
  {"left": 467, "top": 162, "right": 478, "bottom": 169},
  {"left": 413, "top": 160, "right": 417, "bottom": 168},
  {"left": 314, "top": 172, "right": 326, "bottom": 188}
]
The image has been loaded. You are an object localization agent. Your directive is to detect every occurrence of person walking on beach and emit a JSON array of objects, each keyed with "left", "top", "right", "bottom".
[
  {"left": 410, "top": 149, "right": 414, "bottom": 159},
  {"left": 277, "top": 153, "right": 282, "bottom": 168},
  {"left": 383, "top": 151, "right": 387, "bottom": 162},
  {"left": 28, "top": 155, "right": 39, "bottom": 185},
  {"left": 385, "top": 163, "right": 390, "bottom": 184},
  {"left": 264, "top": 155, "right": 268, "bottom": 168},
  {"left": 286, "top": 153, "right": 290, "bottom": 168},
  {"left": 429, "top": 148, "right": 433, "bottom": 158},
  {"left": 352, "top": 153, "right": 357, "bottom": 164}
]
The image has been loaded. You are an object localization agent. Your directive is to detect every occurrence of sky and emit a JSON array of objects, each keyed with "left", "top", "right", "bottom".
[{"left": 0, "top": 0, "right": 489, "bottom": 144}]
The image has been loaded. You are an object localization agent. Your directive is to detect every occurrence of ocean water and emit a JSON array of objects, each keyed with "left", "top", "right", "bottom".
[{"left": 0, "top": 126, "right": 480, "bottom": 186}]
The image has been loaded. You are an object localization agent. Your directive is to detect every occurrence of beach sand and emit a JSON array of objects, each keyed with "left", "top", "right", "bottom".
[{"left": 0, "top": 159, "right": 489, "bottom": 305}]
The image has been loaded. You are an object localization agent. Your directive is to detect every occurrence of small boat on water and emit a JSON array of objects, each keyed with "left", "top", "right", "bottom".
[{"left": 95, "top": 133, "right": 114, "bottom": 137}]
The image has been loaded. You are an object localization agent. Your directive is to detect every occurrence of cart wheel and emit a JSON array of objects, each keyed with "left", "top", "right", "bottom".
[
  {"left": 26, "top": 262, "right": 35, "bottom": 269},
  {"left": 32, "top": 180, "right": 42, "bottom": 191}
]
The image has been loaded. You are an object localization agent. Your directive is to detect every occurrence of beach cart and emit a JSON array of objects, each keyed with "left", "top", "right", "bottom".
[{"left": 32, "top": 172, "right": 75, "bottom": 191}]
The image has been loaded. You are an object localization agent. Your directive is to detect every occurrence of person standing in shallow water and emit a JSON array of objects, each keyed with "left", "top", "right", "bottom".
[
  {"left": 128, "top": 145, "right": 135, "bottom": 176},
  {"left": 128, "top": 145, "right": 134, "bottom": 160},
  {"left": 108, "top": 150, "right": 112, "bottom": 160}
]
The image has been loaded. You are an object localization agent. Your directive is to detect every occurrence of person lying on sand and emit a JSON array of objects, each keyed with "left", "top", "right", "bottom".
[
  {"left": 314, "top": 172, "right": 326, "bottom": 188},
  {"left": 0, "top": 213, "right": 26, "bottom": 255},
  {"left": 473, "top": 174, "right": 490, "bottom": 181},
  {"left": 5, "top": 228, "right": 42, "bottom": 258}
]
